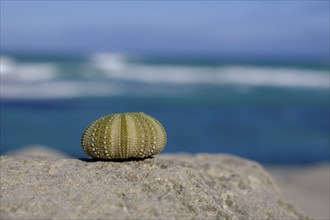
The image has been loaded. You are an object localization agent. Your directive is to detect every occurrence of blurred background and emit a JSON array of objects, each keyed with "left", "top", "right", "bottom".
[{"left": 1, "top": 1, "right": 329, "bottom": 164}]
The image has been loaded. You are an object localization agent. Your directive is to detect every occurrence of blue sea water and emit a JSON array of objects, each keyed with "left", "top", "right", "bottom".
[{"left": 0, "top": 53, "right": 329, "bottom": 164}]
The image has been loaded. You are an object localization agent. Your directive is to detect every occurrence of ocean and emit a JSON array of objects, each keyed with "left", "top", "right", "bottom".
[{"left": 1, "top": 53, "right": 329, "bottom": 164}]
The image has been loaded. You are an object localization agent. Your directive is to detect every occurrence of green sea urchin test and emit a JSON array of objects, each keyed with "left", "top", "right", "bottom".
[{"left": 82, "top": 112, "right": 167, "bottom": 159}]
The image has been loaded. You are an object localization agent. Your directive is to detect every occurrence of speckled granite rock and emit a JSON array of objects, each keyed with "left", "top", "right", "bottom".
[{"left": 0, "top": 153, "right": 310, "bottom": 220}]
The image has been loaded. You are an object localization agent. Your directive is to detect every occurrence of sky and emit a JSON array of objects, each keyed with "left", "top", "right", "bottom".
[{"left": 1, "top": 1, "right": 329, "bottom": 59}]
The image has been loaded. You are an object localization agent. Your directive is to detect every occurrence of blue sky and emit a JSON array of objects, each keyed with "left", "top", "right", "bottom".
[{"left": 1, "top": 1, "right": 329, "bottom": 59}]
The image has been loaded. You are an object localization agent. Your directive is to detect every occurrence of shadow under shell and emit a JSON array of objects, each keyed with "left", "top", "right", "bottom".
[{"left": 77, "top": 156, "right": 154, "bottom": 163}]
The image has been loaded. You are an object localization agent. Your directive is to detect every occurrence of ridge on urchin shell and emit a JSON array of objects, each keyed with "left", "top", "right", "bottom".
[{"left": 82, "top": 112, "right": 167, "bottom": 159}]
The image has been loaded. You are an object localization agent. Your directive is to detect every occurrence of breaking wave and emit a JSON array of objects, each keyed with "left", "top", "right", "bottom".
[{"left": 1, "top": 54, "right": 329, "bottom": 99}]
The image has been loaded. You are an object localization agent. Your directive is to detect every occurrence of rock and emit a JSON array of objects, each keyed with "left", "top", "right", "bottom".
[
  {"left": 0, "top": 153, "right": 310, "bottom": 220},
  {"left": 4, "top": 145, "right": 69, "bottom": 158}
]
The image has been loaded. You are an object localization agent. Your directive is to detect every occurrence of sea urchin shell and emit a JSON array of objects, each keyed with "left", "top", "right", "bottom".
[{"left": 82, "top": 112, "right": 167, "bottom": 159}]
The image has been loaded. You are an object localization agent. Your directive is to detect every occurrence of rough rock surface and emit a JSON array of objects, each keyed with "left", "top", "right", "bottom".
[{"left": 0, "top": 153, "right": 309, "bottom": 220}]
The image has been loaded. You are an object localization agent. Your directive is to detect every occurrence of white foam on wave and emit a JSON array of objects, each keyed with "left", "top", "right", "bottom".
[
  {"left": 0, "top": 56, "right": 57, "bottom": 82},
  {"left": 91, "top": 57, "right": 329, "bottom": 89},
  {"left": 0, "top": 80, "right": 123, "bottom": 99},
  {"left": 90, "top": 53, "right": 127, "bottom": 72},
  {"left": 0, "top": 55, "right": 124, "bottom": 99},
  {"left": 217, "top": 66, "right": 329, "bottom": 89},
  {"left": 1, "top": 54, "right": 328, "bottom": 100}
]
